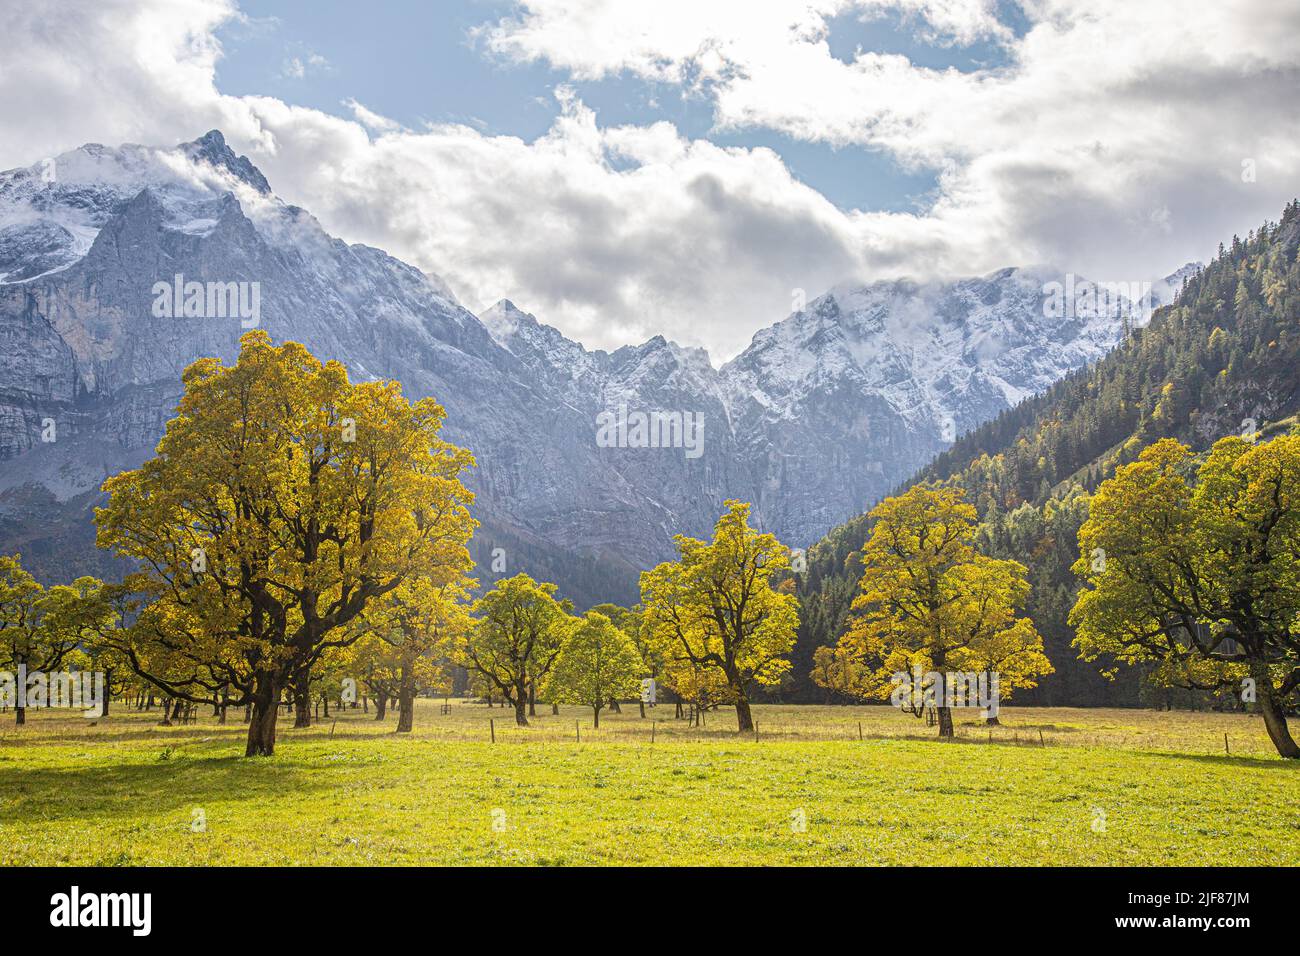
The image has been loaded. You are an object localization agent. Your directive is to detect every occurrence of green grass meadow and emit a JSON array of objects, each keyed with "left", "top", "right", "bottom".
[{"left": 1, "top": 702, "right": 1296, "bottom": 866}]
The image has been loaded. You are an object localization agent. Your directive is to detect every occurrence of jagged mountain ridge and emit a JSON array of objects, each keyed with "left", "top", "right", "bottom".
[
  {"left": 484, "top": 267, "right": 1180, "bottom": 552},
  {"left": 0, "top": 130, "right": 1176, "bottom": 603}
]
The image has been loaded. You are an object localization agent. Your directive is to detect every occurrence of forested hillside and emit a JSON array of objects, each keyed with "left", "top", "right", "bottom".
[{"left": 792, "top": 200, "right": 1300, "bottom": 706}]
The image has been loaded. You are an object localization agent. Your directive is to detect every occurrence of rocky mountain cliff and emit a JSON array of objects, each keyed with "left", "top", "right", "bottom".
[{"left": 0, "top": 131, "right": 1173, "bottom": 603}]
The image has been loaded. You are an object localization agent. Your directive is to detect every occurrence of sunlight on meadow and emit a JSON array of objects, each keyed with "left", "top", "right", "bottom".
[{"left": 2, "top": 701, "right": 1294, "bottom": 867}]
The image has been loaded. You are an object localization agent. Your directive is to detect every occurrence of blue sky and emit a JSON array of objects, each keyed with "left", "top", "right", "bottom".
[{"left": 211, "top": 0, "right": 1027, "bottom": 214}]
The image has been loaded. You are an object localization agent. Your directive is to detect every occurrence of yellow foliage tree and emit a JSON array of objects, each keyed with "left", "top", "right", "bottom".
[
  {"left": 361, "top": 577, "right": 471, "bottom": 732},
  {"left": 458, "top": 573, "right": 574, "bottom": 727},
  {"left": 640, "top": 501, "right": 799, "bottom": 732},
  {"left": 0, "top": 555, "right": 106, "bottom": 725},
  {"left": 1071, "top": 435, "right": 1300, "bottom": 758},
  {"left": 95, "top": 331, "right": 476, "bottom": 755},
  {"left": 809, "top": 644, "right": 864, "bottom": 703},
  {"left": 836, "top": 485, "right": 1050, "bottom": 737},
  {"left": 542, "top": 611, "right": 644, "bottom": 727}
]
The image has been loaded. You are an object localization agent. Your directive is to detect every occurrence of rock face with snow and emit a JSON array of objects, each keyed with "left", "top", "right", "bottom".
[
  {"left": 717, "top": 269, "right": 1139, "bottom": 540},
  {"left": 0, "top": 131, "right": 1168, "bottom": 603}
]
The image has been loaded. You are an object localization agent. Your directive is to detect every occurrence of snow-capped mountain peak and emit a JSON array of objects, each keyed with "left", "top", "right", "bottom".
[
  {"left": 0, "top": 129, "right": 1153, "bottom": 604},
  {"left": 180, "top": 130, "right": 272, "bottom": 195}
]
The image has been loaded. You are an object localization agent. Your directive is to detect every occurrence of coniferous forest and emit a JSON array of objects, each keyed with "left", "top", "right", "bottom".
[{"left": 794, "top": 201, "right": 1300, "bottom": 707}]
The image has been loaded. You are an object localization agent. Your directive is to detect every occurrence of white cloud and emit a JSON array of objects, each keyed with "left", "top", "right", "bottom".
[
  {"left": 246, "top": 95, "right": 877, "bottom": 356},
  {"left": 343, "top": 98, "right": 402, "bottom": 133},
  {"left": 280, "top": 51, "right": 328, "bottom": 80},
  {"left": 3, "top": 0, "right": 1299, "bottom": 361},
  {"left": 482, "top": 0, "right": 1300, "bottom": 284},
  {"left": 474, "top": 1, "right": 1011, "bottom": 83}
]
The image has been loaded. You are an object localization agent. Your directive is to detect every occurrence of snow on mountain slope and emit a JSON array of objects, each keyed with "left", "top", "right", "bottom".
[
  {"left": 724, "top": 267, "right": 1128, "bottom": 430},
  {"left": 0, "top": 129, "right": 1165, "bottom": 603},
  {"left": 479, "top": 264, "right": 1164, "bottom": 555},
  {"left": 707, "top": 266, "right": 1138, "bottom": 544}
]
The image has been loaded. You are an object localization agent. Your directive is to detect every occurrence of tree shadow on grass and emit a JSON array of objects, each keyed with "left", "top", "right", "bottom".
[
  {"left": 0, "top": 713, "right": 403, "bottom": 748},
  {"left": 1, "top": 726, "right": 249, "bottom": 747},
  {"left": 0, "top": 751, "right": 344, "bottom": 825},
  {"left": 1141, "top": 749, "right": 1297, "bottom": 771},
  {"left": 998, "top": 722, "right": 1085, "bottom": 733}
]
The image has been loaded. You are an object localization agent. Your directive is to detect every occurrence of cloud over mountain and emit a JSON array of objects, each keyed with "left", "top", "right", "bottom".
[{"left": 2, "top": 0, "right": 1296, "bottom": 360}]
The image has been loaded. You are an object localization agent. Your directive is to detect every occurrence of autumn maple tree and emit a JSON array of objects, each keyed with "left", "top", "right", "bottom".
[
  {"left": 640, "top": 500, "right": 798, "bottom": 732},
  {"left": 361, "top": 577, "right": 470, "bottom": 732},
  {"left": 809, "top": 644, "right": 863, "bottom": 703},
  {"left": 589, "top": 601, "right": 658, "bottom": 715},
  {"left": 834, "top": 485, "right": 1049, "bottom": 738},
  {"left": 1071, "top": 434, "right": 1300, "bottom": 758},
  {"left": 0, "top": 555, "right": 106, "bottom": 725},
  {"left": 542, "top": 611, "right": 644, "bottom": 727},
  {"left": 458, "top": 573, "right": 574, "bottom": 726},
  {"left": 95, "top": 331, "right": 476, "bottom": 755}
]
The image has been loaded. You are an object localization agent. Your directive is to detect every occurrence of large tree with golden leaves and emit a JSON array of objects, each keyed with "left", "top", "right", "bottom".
[
  {"left": 95, "top": 331, "right": 475, "bottom": 755},
  {"left": 640, "top": 500, "right": 798, "bottom": 732},
  {"left": 1072, "top": 434, "right": 1300, "bottom": 758},
  {"left": 836, "top": 484, "right": 1049, "bottom": 738}
]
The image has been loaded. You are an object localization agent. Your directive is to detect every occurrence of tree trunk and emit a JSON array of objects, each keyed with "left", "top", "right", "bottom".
[
  {"left": 528, "top": 684, "right": 536, "bottom": 718},
  {"left": 984, "top": 716, "right": 1001, "bottom": 726},
  {"left": 639, "top": 700, "right": 646, "bottom": 719},
  {"left": 609, "top": 698, "right": 621, "bottom": 713},
  {"left": 1255, "top": 664, "right": 1300, "bottom": 758},
  {"left": 293, "top": 670, "right": 311, "bottom": 728},
  {"left": 102, "top": 670, "right": 112, "bottom": 717},
  {"left": 937, "top": 705, "right": 955, "bottom": 739},
  {"left": 396, "top": 666, "right": 415, "bottom": 734},
  {"left": 734, "top": 697, "right": 754, "bottom": 733},
  {"left": 245, "top": 674, "right": 281, "bottom": 757},
  {"left": 593, "top": 705, "right": 601, "bottom": 728},
  {"left": 513, "top": 682, "right": 529, "bottom": 726},
  {"left": 15, "top": 704, "right": 24, "bottom": 726},
  {"left": 323, "top": 695, "right": 330, "bottom": 718},
  {"left": 551, "top": 702, "right": 559, "bottom": 715},
  {"left": 374, "top": 694, "right": 387, "bottom": 721}
]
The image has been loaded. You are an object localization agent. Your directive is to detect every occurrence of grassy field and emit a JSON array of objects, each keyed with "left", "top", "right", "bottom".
[{"left": 0, "top": 701, "right": 1296, "bottom": 866}]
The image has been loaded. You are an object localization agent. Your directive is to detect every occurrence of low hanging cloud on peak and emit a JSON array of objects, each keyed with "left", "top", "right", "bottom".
[{"left": 3, "top": 0, "right": 1299, "bottom": 360}]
